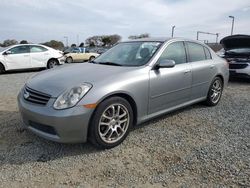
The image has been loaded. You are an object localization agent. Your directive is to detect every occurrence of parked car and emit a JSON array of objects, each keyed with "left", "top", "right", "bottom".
[
  {"left": 64, "top": 47, "right": 99, "bottom": 63},
  {"left": 220, "top": 35, "right": 250, "bottom": 79},
  {"left": 18, "top": 38, "right": 229, "bottom": 149},
  {"left": 0, "top": 44, "right": 65, "bottom": 73}
]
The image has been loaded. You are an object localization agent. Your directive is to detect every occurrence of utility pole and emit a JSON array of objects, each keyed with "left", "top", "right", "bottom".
[
  {"left": 63, "top": 36, "right": 68, "bottom": 47},
  {"left": 197, "top": 31, "right": 219, "bottom": 44},
  {"left": 229, "top": 16, "right": 235, "bottom": 35},
  {"left": 171, "top": 26, "right": 176, "bottom": 37}
]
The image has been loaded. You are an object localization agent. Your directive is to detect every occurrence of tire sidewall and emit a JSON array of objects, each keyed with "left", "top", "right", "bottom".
[
  {"left": 89, "top": 56, "right": 95, "bottom": 62},
  {"left": 48, "top": 59, "right": 58, "bottom": 69},
  {"left": 0, "top": 63, "right": 5, "bottom": 74},
  {"left": 89, "top": 97, "right": 133, "bottom": 149},
  {"left": 66, "top": 57, "right": 73, "bottom": 63},
  {"left": 206, "top": 77, "right": 223, "bottom": 106}
]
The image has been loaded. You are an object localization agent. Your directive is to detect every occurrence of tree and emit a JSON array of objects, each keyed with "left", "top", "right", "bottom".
[
  {"left": 2, "top": 39, "right": 18, "bottom": 47},
  {"left": 109, "top": 35, "right": 121, "bottom": 46},
  {"left": 42, "top": 40, "right": 64, "bottom": 50},
  {"left": 85, "top": 34, "right": 121, "bottom": 47},
  {"left": 20, "top": 40, "right": 28, "bottom": 44},
  {"left": 71, "top": 44, "right": 77, "bottom": 48},
  {"left": 79, "top": 42, "right": 84, "bottom": 47},
  {"left": 128, "top": 33, "right": 150, "bottom": 40}
]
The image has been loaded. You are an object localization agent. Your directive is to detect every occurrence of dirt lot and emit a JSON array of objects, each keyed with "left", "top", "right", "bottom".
[{"left": 0, "top": 71, "right": 249, "bottom": 187}]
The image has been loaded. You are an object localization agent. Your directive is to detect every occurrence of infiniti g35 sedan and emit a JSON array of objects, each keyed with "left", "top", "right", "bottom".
[
  {"left": 18, "top": 38, "right": 229, "bottom": 149},
  {"left": 0, "top": 44, "right": 65, "bottom": 73}
]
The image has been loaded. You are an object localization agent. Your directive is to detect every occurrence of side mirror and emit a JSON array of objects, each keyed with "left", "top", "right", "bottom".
[
  {"left": 3, "top": 51, "right": 12, "bottom": 55},
  {"left": 155, "top": 59, "right": 175, "bottom": 69}
]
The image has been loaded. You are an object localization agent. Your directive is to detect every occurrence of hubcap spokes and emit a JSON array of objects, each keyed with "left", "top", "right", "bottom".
[
  {"left": 99, "top": 104, "right": 129, "bottom": 143},
  {"left": 49, "top": 61, "right": 57, "bottom": 68},
  {"left": 211, "top": 80, "right": 222, "bottom": 103}
]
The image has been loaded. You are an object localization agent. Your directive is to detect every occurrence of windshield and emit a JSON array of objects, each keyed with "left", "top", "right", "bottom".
[
  {"left": 227, "top": 48, "right": 250, "bottom": 54},
  {"left": 93, "top": 42, "right": 162, "bottom": 66}
]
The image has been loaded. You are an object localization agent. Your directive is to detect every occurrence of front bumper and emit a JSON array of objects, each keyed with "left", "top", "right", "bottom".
[{"left": 17, "top": 91, "right": 94, "bottom": 143}]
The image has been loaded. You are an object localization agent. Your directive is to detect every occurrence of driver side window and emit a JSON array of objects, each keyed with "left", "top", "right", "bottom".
[{"left": 158, "top": 42, "right": 187, "bottom": 65}]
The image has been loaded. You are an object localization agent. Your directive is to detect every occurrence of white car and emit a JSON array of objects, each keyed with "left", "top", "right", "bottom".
[{"left": 0, "top": 44, "right": 65, "bottom": 73}]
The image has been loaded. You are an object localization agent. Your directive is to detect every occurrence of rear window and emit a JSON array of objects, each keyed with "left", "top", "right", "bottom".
[{"left": 187, "top": 42, "right": 206, "bottom": 62}]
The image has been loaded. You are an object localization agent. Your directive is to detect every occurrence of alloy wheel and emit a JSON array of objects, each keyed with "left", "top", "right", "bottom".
[
  {"left": 98, "top": 103, "right": 129, "bottom": 144},
  {"left": 210, "top": 79, "right": 222, "bottom": 104}
]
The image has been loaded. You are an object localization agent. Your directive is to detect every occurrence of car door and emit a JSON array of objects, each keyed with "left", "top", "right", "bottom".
[
  {"left": 3, "top": 45, "right": 30, "bottom": 70},
  {"left": 185, "top": 42, "right": 216, "bottom": 100},
  {"left": 72, "top": 48, "right": 83, "bottom": 61},
  {"left": 149, "top": 41, "right": 192, "bottom": 114},
  {"left": 30, "top": 45, "right": 49, "bottom": 68}
]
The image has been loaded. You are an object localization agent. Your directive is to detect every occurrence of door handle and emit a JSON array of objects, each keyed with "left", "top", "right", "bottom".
[
  {"left": 210, "top": 65, "right": 215, "bottom": 69},
  {"left": 23, "top": 55, "right": 29, "bottom": 57},
  {"left": 184, "top": 69, "right": 191, "bottom": 74}
]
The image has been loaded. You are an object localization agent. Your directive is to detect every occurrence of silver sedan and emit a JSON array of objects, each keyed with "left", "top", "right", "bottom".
[{"left": 18, "top": 38, "right": 229, "bottom": 149}]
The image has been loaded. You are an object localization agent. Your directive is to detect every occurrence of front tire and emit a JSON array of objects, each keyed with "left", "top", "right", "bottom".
[
  {"left": 89, "top": 97, "right": 133, "bottom": 149},
  {"left": 205, "top": 77, "right": 223, "bottom": 106},
  {"left": 66, "top": 56, "right": 73, "bottom": 63}
]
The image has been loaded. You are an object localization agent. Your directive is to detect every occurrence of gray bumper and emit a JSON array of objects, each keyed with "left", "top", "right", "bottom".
[{"left": 17, "top": 92, "right": 94, "bottom": 143}]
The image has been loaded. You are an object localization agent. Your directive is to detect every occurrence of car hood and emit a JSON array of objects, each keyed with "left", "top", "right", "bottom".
[
  {"left": 220, "top": 35, "right": 250, "bottom": 51},
  {"left": 26, "top": 63, "right": 137, "bottom": 97}
]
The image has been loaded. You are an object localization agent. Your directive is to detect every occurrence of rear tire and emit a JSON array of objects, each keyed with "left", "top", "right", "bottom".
[
  {"left": 47, "top": 59, "right": 59, "bottom": 69},
  {"left": 0, "top": 63, "right": 5, "bottom": 74},
  {"left": 89, "top": 97, "right": 133, "bottom": 149},
  {"left": 88, "top": 56, "right": 95, "bottom": 62},
  {"left": 205, "top": 77, "right": 223, "bottom": 106}
]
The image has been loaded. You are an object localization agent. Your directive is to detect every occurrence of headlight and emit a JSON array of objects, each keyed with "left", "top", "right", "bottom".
[{"left": 53, "top": 83, "right": 92, "bottom": 110}]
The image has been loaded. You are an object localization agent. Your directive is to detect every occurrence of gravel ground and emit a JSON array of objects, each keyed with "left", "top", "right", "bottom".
[{"left": 0, "top": 70, "right": 249, "bottom": 187}]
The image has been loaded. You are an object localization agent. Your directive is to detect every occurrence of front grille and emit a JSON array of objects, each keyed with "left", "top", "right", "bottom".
[
  {"left": 29, "top": 121, "right": 57, "bottom": 135},
  {"left": 229, "top": 63, "right": 248, "bottom": 69},
  {"left": 24, "top": 86, "right": 51, "bottom": 105}
]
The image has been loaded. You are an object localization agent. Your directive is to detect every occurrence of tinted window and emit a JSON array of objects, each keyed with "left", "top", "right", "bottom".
[
  {"left": 30, "top": 46, "right": 47, "bottom": 53},
  {"left": 159, "top": 42, "right": 187, "bottom": 65},
  {"left": 187, "top": 42, "right": 206, "bottom": 62},
  {"left": 9, "top": 46, "right": 29, "bottom": 54},
  {"left": 204, "top": 47, "right": 212, "bottom": 59}
]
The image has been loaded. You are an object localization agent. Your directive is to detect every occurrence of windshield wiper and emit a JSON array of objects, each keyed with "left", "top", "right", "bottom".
[{"left": 98, "top": 62, "right": 122, "bottom": 66}]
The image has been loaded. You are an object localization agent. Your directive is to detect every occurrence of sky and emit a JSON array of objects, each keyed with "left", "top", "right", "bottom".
[{"left": 0, "top": 0, "right": 250, "bottom": 45}]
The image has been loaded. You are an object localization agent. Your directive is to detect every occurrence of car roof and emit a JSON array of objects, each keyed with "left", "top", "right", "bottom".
[
  {"left": 123, "top": 37, "right": 204, "bottom": 44},
  {"left": 124, "top": 37, "right": 171, "bottom": 42}
]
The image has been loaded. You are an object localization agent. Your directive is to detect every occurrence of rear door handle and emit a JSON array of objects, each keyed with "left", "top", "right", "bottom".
[
  {"left": 210, "top": 65, "right": 215, "bottom": 69},
  {"left": 184, "top": 69, "right": 191, "bottom": 74}
]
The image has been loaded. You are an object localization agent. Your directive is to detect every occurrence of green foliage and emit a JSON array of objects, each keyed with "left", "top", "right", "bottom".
[
  {"left": 20, "top": 40, "right": 28, "bottom": 44},
  {"left": 128, "top": 33, "right": 150, "bottom": 40},
  {"left": 1, "top": 39, "right": 18, "bottom": 47},
  {"left": 85, "top": 34, "right": 121, "bottom": 47},
  {"left": 41, "top": 40, "right": 64, "bottom": 50}
]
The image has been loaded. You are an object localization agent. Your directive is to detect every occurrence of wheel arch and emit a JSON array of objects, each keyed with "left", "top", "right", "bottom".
[
  {"left": 91, "top": 92, "right": 138, "bottom": 127},
  {"left": 215, "top": 74, "right": 224, "bottom": 88}
]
